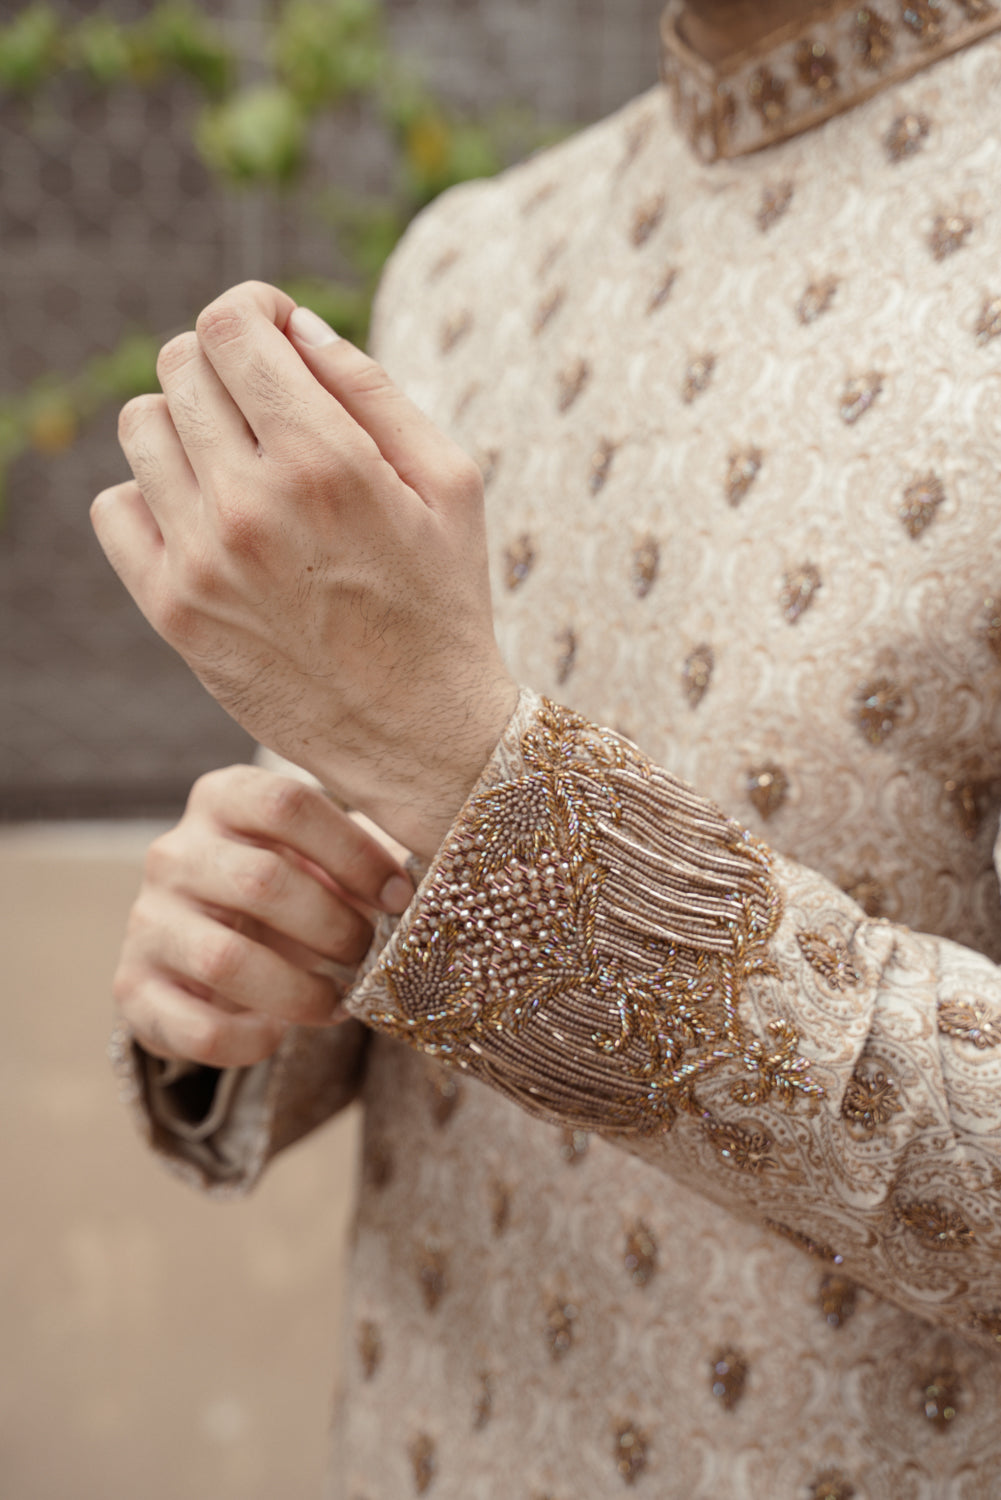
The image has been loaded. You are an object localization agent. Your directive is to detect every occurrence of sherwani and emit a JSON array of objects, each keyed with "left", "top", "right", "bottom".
[{"left": 123, "top": 4, "right": 1001, "bottom": 1496}]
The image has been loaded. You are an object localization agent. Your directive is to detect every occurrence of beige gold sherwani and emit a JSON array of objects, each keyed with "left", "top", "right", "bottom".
[{"left": 125, "top": 5, "right": 1001, "bottom": 1496}]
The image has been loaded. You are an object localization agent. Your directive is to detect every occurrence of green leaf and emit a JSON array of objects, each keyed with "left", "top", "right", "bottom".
[
  {"left": 69, "top": 15, "right": 131, "bottom": 87},
  {"left": 0, "top": 4, "right": 61, "bottom": 95},
  {"left": 147, "top": 1, "right": 234, "bottom": 97},
  {"left": 85, "top": 334, "right": 161, "bottom": 405},
  {"left": 273, "top": 0, "right": 384, "bottom": 112},
  {"left": 196, "top": 85, "right": 308, "bottom": 185}
]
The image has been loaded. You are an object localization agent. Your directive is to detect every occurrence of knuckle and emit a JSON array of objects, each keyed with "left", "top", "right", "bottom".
[
  {"left": 446, "top": 452, "right": 484, "bottom": 505},
  {"left": 118, "top": 394, "right": 163, "bottom": 444},
  {"left": 197, "top": 927, "right": 245, "bottom": 989},
  {"left": 196, "top": 297, "right": 247, "bottom": 349},
  {"left": 234, "top": 848, "right": 287, "bottom": 908},
  {"left": 156, "top": 331, "right": 199, "bottom": 382},
  {"left": 143, "top": 832, "right": 179, "bottom": 884},
  {"left": 215, "top": 496, "right": 265, "bottom": 555},
  {"left": 260, "top": 776, "right": 310, "bottom": 833},
  {"left": 184, "top": 1012, "right": 228, "bottom": 1069}
]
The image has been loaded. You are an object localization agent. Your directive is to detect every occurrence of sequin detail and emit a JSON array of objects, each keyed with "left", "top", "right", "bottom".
[
  {"left": 796, "top": 38, "right": 839, "bottom": 96},
  {"left": 556, "top": 358, "right": 590, "bottom": 412},
  {"left": 840, "top": 371, "right": 883, "bottom": 424},
  {"left": 797, "top": 931, "right": 860, "bottom": 989},
  {"left": 554, "top": 627, "right": 577, "bottom": 685},
  {"left": 439, "top": 309, "right": 472, "bottom": 354},
  {"left": 921, "top": 1366, "right": 961, "bottom": 1429},
  {"left": 856, "top": 677, "right": 903, "bottom": 745},
  {"left": 757, "top": 181, "right": 794, "bottom": 231},
  {"left": 747, "top": 764, "right": 789, "bottom": 820},
  {"left": 938, "top": 998, "right": 1001, "bottom": 1048},
  {"left": 899, "top": 472, "right": 945, "bottom": 537},
  {"left": 819, "top": 1274, "right": 858, "bottom": 1328},
  {"left": 798, "top": 277, "right": 839, "bottom": 324},
  {"left": 560, "top": 1127, "right": 590, "bottom": 1164},
  {"left": 589, "top": 439, "right": 618, "bottom": 494},
  {"left": 884, "top": 111, "right": 930, "bottom": 161},
  {"left": 631, "top": 535, "right": 660, "bottom": 598},
  {"left": 624, "top": 1223, "right": 658, "bottom": 1286},
  {"left": 504, "top": 534, "right": 535, "bottom": 592},
  {"left": 727, "top": 447, "right": 763, "bottom": 504},
  {"left": 683, "top": 353, "right": 716, "bottom": 403},
  {"left": 842, "top": 1065, "right": 903, "bottom": 1134},
  {"left": 749, "top": 66, "right": 788, "bottom": 124},
  {"left": 631, "top": 193, "right": 666, "bottom": 247},
  {"left": 976, "top": 296, "right": 1001, "bottom": 344},
  {"left": 613, "top": 1423, "right": 649, "bottom": 1485},
  {"left": 710, "top": 1350, "right": 748, "bottom": 1410},
  {"left": 929, "top": 213, "right": 974, "bottom": 260},
  {"left": 903, "top": 0, "right": 948, "bottom": 42},
  {"left": 473, "top": 1371, "right": 494, "bottom": 1431},
  {"left": 418, "top": 1239, "right": 448, "bottom": 1311},
  {"left": 532, "top": 286, "right": 565, "bottom": 336},
  {"left": 357, "top": 1319, "right": 382, "bottom": 1379},
  {"left": 969, "top": 1307, "right": 1001, "bottom": 1343},
  {"left": 546, "top": 1298, "right": 578, "bottom": 1359},
  {"left": 704, "top": 1116, "right": 775, "bottom": 1172},
  {"left": 682, "top": 644, "right": 715, "bottom": 708},
  {"left": 809, "top": 1473, "right": 856, "bottom": 1500},
  {"left": 409, "top": 1433, "right": 436, "bottom": 1495},
  {"left": 648, "top": 267, "right": 679, "bottom": 313},
  {"left": 855, "top": 8, "right": 895, "bottom": 69},
  {"left": 781, "top": 564, "right": 822, "bottom": 623},
  {"left": 765, "top": 1219, "right": 844, "bottom": 1264},
  {"left": 896, "top": 1200, "right": 975, "bottom": 1248}
]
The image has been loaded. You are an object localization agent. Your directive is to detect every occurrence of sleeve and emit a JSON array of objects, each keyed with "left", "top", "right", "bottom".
[{"left": 345, "top": 688, "right": 1001, "bottom": 1356}]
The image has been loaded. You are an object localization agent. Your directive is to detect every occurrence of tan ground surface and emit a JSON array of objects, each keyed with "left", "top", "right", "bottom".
[{"left": 1, "top": 822, "right": 359, "bottom": 1500}]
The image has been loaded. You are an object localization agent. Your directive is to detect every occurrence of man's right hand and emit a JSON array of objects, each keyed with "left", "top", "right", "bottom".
[{"left": 114, "top": 765, "right": 414, "bottom": 1069}]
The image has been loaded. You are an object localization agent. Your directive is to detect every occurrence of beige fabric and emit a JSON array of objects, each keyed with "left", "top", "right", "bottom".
[{"left": 133, "top": 22, "right": 1001, "bottom": 1500}]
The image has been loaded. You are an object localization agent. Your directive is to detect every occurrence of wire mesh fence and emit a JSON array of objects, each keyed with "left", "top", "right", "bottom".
[{"left": 0, "top": 0, "right": 665, "bottom": 821}]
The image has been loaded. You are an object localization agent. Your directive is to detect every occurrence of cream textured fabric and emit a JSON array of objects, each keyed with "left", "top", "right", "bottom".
[{"left": 129, "top": 20, "right": 1001, "bottom": 1500}]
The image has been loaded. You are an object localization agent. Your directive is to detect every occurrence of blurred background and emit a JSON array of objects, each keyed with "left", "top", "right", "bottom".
[{"left": 1, "top": 2, "right": 663, "bottom": 1496}]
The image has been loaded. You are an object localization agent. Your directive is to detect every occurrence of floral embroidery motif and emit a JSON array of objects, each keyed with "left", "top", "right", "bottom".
[
  {"left": 710, "top": 1349, "right": 748, "bottom": 1410},
  {"left": 895, "top": 1199, "right": 975, "bottom": 1249},
  {"left": 842, "top": 1065, "right": 903, "bottom": 1134},
  {"left": 418, "top": 1238, "right": 448, "bottom": 1311},
  {"left": 473, "top": 1371, "right": 494, "bottom": 1431},
  {"left": 532, "top": 285, "right": 565, "bottom": 336},
  {"left": 929, "top": 213, "right": 974, "bottom": 260},
  {"left": 856, "top": 677, "right": 903, "bottom": 745},
  {"left": 631, "top": 193, "right": 666, "bottom": 247},
  {"left": 704, "top": 1116, "right": 775, "bottom": 1173},
  {"left": 357, "top": 1319, "right": 382, "bottom": 1379},
  {"left": 797, "top": 277, "right": 838, "bottom": 324},
  {"left": 819, "top": 1274, "right": 858, "bottom": 1328},
  {"left": 683, "top": 353, "right": 716, "bottom": 403},
  {"left": 503, "top": 534, "right": 535, "bottom": 592},
  {"left": 747, "top": 764, "right": 789, "bottom": 820},
  {"left": 855, "top": 8, "right": 895, "bottom": 69},
  {"left": 613, "top": 1423, "right": 649, "bottom": 1485},
  {"left": 968, "top": 1307, "right": 1001, "bottom": 1343},
  {"left": 546, "top": 1298, "right": 578, "bottom": 1359},
  {"left": 365, "top": 701, "right": 821, "bottom": 1135},
  {"left": 648, "top": 266, "right": 679, "bottom": 313},
  {"left": 781, "top": 564, "right": 822, "bottom": 623},
  {"left": 624, "top": 1223, "right": 658, "bottom": 1286},
  {"left": 556, "top": 357, "right": 590, "bottom": 412},
  {"left": 795, "top": 38, "right": 839, "bottom": 96},
  {"left": 682, "top": 644, "right": 715, "bottom": 708},
  {"left": 976, "top": 295, "right": 1001, "bottom": 343},
  {"left": 810, "top": 1472, "right": 856, "bottom": 1500},
  {"left": 921, "top": 1366, "right": 961, "bottom": 1429},
  {"left": 884, "top": 111, "right": 930, "bottom": 161},
  {"left": 439, "top": 308, "right": 472, "bottom": 354},
  {"left": 554, "top": 627, "right": 578, "bottom": 685},
  {"left": 757, "top": 181, "right": 794, "bottom": 231},
  {"left": 589, "top": 439, "right": 618, "bottom": 495},
  {"left": 903, "top": 0, "right": 948, "bottom": 42},
  {"left": 749, "top": 66, "right": 788, "bottom": 123},
  {"left": 727, "top": 447, "right": 764, "bottom": 503},
  {"left": 840, "top": 371, "right": 884, "bottom": 424},
  {"left": 765, "top": 1219, "right": 845, "bottom": 1264},
  {"left": 797, "top": 931, "right": 860, "bottom": 990},
  {"left": 899, "top": 472, "right": 945, "bottom": 537},
  {"left": 938, "top": 998, "right": 1001, "bottom": 1049},
  {"left": 409, "top": 1433, "right": 436, "bottom": 1495},
  {"left": 631, "top": 534, "right": 660, "bottom": 598}
]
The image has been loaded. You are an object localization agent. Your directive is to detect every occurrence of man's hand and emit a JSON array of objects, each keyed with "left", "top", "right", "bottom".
[
  {"left": 115, "top": 764, "right": 414, "bottom": 1069},
  {"left": 91, "top": 281, "right": 518, "bottom": 859}
]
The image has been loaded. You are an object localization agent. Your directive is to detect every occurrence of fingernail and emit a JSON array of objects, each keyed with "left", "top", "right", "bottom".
[
  {"left": 289, "top": 306, "right": 340, "bottom": 347},
  {"left": 379, "top": 873, "right": 413, "bottom": 914}
]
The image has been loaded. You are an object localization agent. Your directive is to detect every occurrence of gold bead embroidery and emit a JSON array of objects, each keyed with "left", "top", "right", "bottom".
[
  {"left": 710, "top": 1349, "right": 748, "bottom": 1410},
  {"left": 943, "top": 776, "right": 990, "bottom": 840},
  {"left": 683, "top": 353, "right": 716, "bottom": 403},
  {"left": 418, "top": 1239, "right": 448, "bottom": 1311},
  {"left": 453, "top": 380, "right": 480, "bottom": 422},
  {"left": 409, "top": 1433, "right": 436, "bottom": 1495},
  {"left": 795, "top": 39, "right": 839, "bottom": 97},
  {"left": 902, "top": 0, "right": 947, "bottom": 42},
  {"left": 856, "top": 677, "right": 903, "bottom": 745},
  {"left": 613, "top": 1423, "right": 649, "bottom": 1485},
  {"left": 921, "top": 1366, "right": 961, "bottom": 1429},
  {"left": 840, "top": 371, "right": 883, "bottom": 424},
  {"left": 624, "top": 1222, "right": 658, "bottom": 1286},
  {"left": 537, "top": 237, "right": 567, "bottom": 279},
  {"left": 842, "top": 870, "right": 886, "bottom": 917},
  {"left": 560, "top": 1127, "right": 591, "bottom": 1164},
  {"left": 489, "top": 1180, "right": 511, "bottom": 1235},
  {"left": 682, "top": 644, "right": 715, "bottom": 708},
  {"left": 884, "top": 111, "right": 930, "bottom": 161},
  {"left": 797, "top": 277, "right": 839, "bottom": 324},
  {"left": 765, "top": 1219, "right": 845, "bottom": 1265},
  {"left": 748, "top": 66, "right": 788, "bottom": 124},
  {"left": 545, "top": 1298, "right": 578, "bottom": 1359},
  {"left": 819, "top": 1274, "right": 858, "bottom": 1327},
  {"left": 726, "top": 447, "right": 764, "bottom": 503},
  {"left": 473, "top": 1371, "right": 494, "bottom": 1431},
  {"left": 631, "top": 193, "right": 666, "bottom": 247},
  {"left": 975, "top": 295, "right": 1001, "bottom": 344},
  {"left": 704, "top": 1116, "right": 775, "bottom": 1173},
  {"left": 938, "top": 997, "right": 1001, "bottom": 1048},
  {"left": 532, "top": 285, "right": 565, "bottom": 336},
  {"left": 522, "top": 180, "right": 557, "bottom": 216},
  {"left": 842, "top": 1065, "right": 903, "bottom": 1134},
  {"left": 357, "top": 1319, "right": 382, "bottom": 1379},
  {"left": 895, "top": 1199, "right": 975, "bottom": 1249},
  {"left": 899, "top": 472, "right": 945, "bottom": 537},
  {"left": 747, "top": 764, "right": 789, "bottom": 820},
  {"left": 929, "top": 213, "right": 974, "bottom": 260},
  {"left": 968, "top": 1307, "right": 1001, "bottom": 1343},
  {"left": 427, "top": 247, "right": 459, "bottom": 282},
  {"left": 439, "top": 309, "right": 472, "bottom": 354},
  {"left": 554, "top": 627, "right": 577, "bottom": 685},
  {"left": 757, "top": 181, "right": 794, "bottom": 232},
  {"left": 797, "top": 931, "right": 860, "bottom": 990},
  {"left": 428, "top": 1068, "right": 462, "bottom": 1126},
  {"left": 648, "top": 266, "right": 679, "bottom": 313},
  {"left": 557, "top": 358, "right": 590, "bottom": 412},
  {"left": 780, "top": 564, "right": 822, "bottom": 623},
  {"left": 622, "top": 114, "right": 654, "bottom": 170},
  {"left": 631, "top": 534, "right": 660, "bottom": 598},
  {"left": 504, "top": 534, "right": 535, "bottom": 592},
  {"left": 590, "top": 439, "right": 618, "bottom": 495},
  {"left": 809, "top": 1472, "right": 856, "bottom": 1500},
  {"left": 854, "top": 8, "right": 895, "bottom": 69},
  {"left": 957, "top": 0, "right": 997, "bottom": 16}
]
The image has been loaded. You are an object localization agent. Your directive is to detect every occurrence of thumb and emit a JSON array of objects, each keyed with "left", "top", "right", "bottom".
[{"left": 286, "top": 305, "right": 463, "bottom": 501}]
